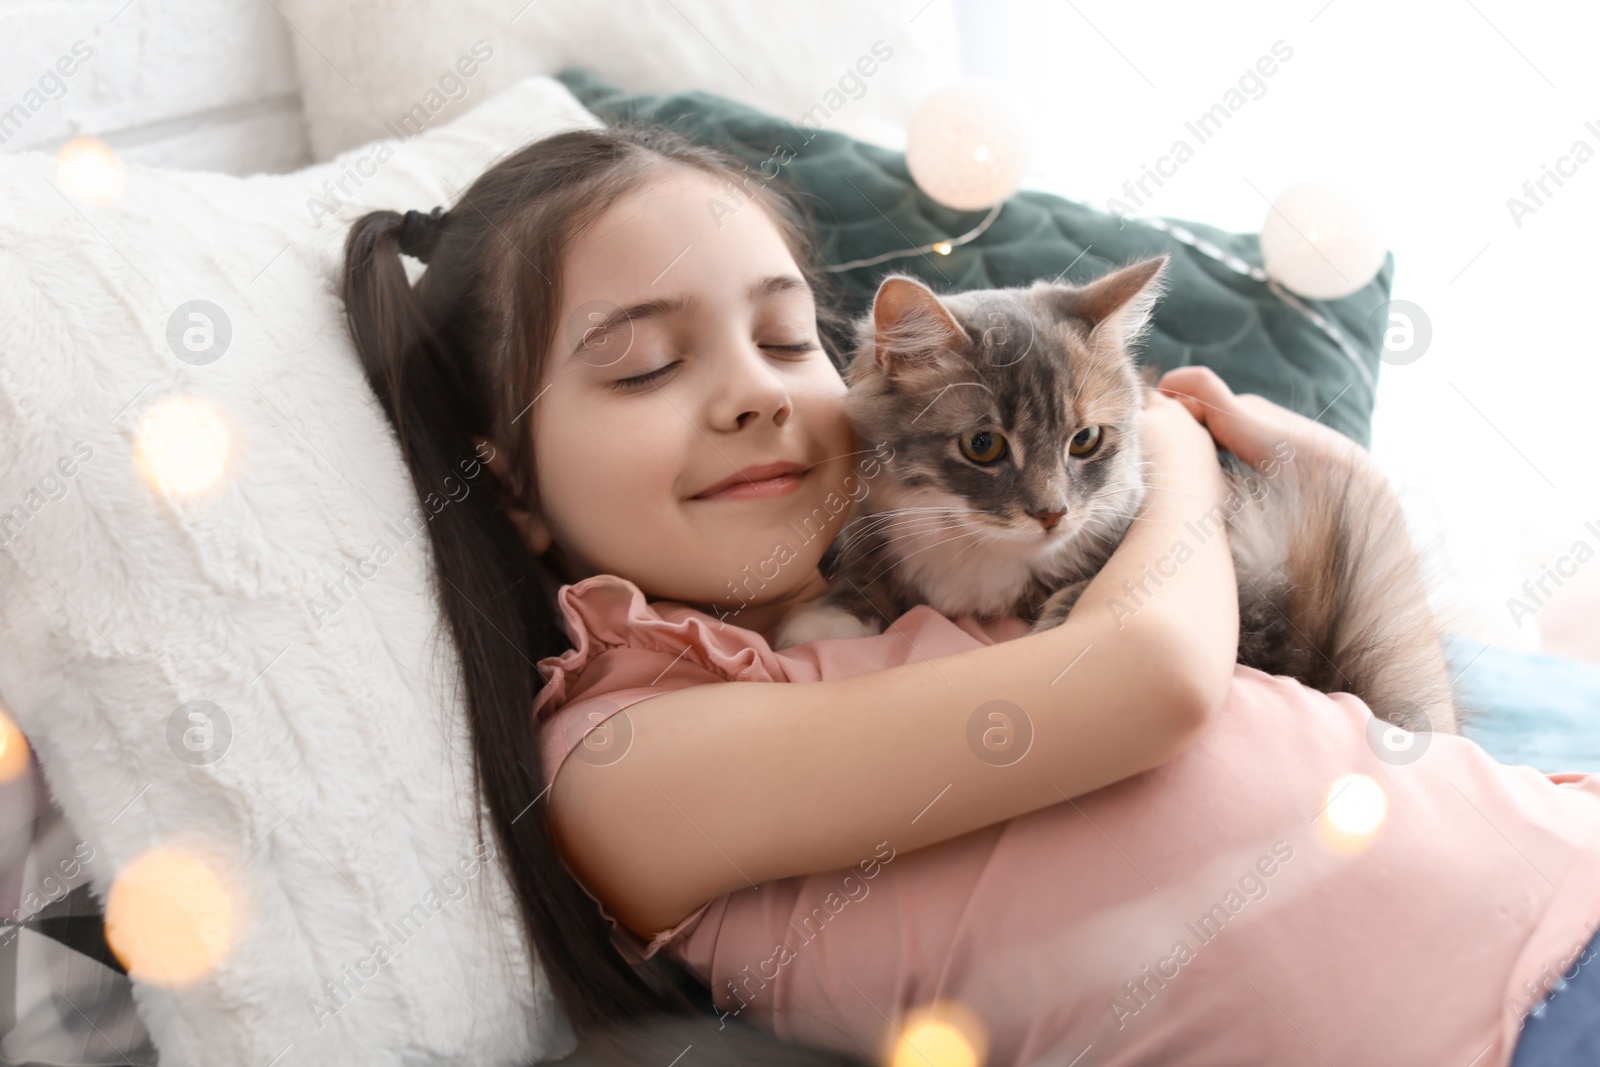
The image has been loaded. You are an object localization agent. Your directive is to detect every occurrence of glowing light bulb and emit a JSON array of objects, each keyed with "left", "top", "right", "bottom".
[
  {"left": 55, "top": 137, "right": 126, "bottom": 207},
  {"left": 134, "top": 395, "right": 230, "bottom": 497},
  {"left": 0, "top": 708, "right": 30, "bottom": 783},
  {"left": 1260, "top": 180, "right": 1386, "bottom": 300},
  {"left": 934, "top": 241, "right": 953, "bottom": 255},
  {"left": 906, "top": 78, "right": 1031, "bottom": 211},
  {"left": 105, "top": 847, "right": 236, "bottom": 985}
]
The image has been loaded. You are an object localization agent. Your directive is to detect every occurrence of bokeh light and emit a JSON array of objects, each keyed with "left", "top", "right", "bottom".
[
  {"left": 133, "top": 395, "right": 230, "bottom": 497},
  {"left": 906, "top": 78, "right": 1031, "bottom": 212},
  {"left": 1316, "top": 772, "right": 1388, "bottom": 855},
  {"left": 1260, "top": 179, "right": 1386, "bottom": 300},
  {"left": 105, "top": 846, "right": 235, "bottom": 985},
  {"left": 55, "top": 137, "right": 126, "bottom": 207},
  {"left": 0, "top": 707, "right": 31, "bottom": 783},
  {"left": 888, "top": 999, "right": 987, "bottom": 1067}
]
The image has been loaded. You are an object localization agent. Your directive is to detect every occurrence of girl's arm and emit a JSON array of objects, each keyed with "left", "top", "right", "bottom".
[
  {"left": 1158, "top": 365, "right": 1460, "bottom": 733},
  {"left": 549, "top": 388, "right": 1239, "bottom": 940}
]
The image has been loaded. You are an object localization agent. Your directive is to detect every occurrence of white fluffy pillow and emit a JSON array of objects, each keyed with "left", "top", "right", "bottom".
[
  {"left": 0, "top": 76, "right": 601, "bottom": 1066},
  {"left": 278, "top": 0, "right": 961, "bottom": 160}
]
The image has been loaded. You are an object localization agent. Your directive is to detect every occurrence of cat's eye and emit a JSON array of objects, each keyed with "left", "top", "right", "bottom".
[
  {"left": 959, "top": 429, "right": 1008, "bottom": 465},
  {"left": 1069, "top": 425, "right": 1103, "bottom": 457}
]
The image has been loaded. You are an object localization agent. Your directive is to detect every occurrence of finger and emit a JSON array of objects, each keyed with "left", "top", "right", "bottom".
[
  {"left": 1158, "top": 365, "right": 1231, "bottom": 404},
  {"left": 1172, "top": 394, "right": 1207, "bottom": 422},
  {"left": 1158, "top": 366, "right": 1234, "bottom": 410},
  {"left": 1159, "top": 372, "right": 1240, "bottom": 432},
  {"left": 1150, "top": 379, "right": 1210, "bottom": 420}
]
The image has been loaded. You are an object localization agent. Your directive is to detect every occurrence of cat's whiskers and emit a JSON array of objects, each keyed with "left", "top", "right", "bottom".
[
  {"left": 835, "top": 506, "right": 953, "bottom": 537},
  {"left": 840, "top": 506, "right": 954, "bottom": 524},
  {"left": 941, "top": 530, "right": 992, "bottom": 567},
  {"left": 839, "top": 503, "right": 963, "bottom": 527},
  {"left": 840, "top": 504, "right": 953, "bottom": 521},
  {"left": 839, "top": 514, "right": 955, "bottom": 547},
  {"left": 833, "top": 509, "right": 958, "bottom": 555},
  {"left": 832, "top": 520, "right": 958, "bottom": 568},
  {"left": 864, "top": 520, "right": 992, "bottom": 585},
  {"left": 1071, "top": 503, "right": 1139, "bottom": 544}
]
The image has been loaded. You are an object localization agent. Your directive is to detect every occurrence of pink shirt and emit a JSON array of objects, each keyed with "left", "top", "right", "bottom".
[{"left": 533, "top": 573, "right": 1600, "bottom": 1066}]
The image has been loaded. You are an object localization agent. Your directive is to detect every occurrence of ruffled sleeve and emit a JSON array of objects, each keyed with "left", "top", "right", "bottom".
[
  {"left": 533, "top": 573, "right": 791, "bottom": 725},
  {"left": 531, "top": 573, "right": 793, "bottom": 963}
]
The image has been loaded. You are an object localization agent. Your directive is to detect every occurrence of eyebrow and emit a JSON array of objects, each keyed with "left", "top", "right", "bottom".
[{"left": 567, "top": 274, "right": 811, "bottom": 361}]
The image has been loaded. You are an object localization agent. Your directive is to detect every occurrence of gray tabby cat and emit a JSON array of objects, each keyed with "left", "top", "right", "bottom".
[{"left": 774, "top": 255, "right": 1460, "bottom": 735}]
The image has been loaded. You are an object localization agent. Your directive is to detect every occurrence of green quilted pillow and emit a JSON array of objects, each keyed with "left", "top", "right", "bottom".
[{"left": 556, "top": 69, "right": 1393, "bottom": 448}]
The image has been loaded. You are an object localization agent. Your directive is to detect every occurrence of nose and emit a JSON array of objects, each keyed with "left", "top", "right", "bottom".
[
  {"left": 1029, "top": 508, "right": 1066, "bottom": 532},
  {"left": 713, "top": 341, "right": 794, "bottom": 431}
]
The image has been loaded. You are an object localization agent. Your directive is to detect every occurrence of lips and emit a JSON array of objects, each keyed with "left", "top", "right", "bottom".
[{"left": 692, "top": 460, "right": 810, "bottom": 500}]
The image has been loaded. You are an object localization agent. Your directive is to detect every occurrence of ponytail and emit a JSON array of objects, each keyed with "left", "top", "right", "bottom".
[{"left": 339, "top": 127, "right": 872, "bottom": 1065}]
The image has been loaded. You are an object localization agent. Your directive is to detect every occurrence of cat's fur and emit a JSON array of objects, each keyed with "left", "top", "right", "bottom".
[{"left": 775, "top": 255, "right": 1464, "bottom": 735}]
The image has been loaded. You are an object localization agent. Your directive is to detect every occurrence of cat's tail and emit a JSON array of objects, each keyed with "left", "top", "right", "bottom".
[{"left": 1225, "top": 449, "right": 1465, "bottom": 737}]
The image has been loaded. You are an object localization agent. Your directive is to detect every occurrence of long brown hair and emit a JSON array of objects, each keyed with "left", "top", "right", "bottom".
[{"left": 340, "top": 124, "right": 866, "bottom": 1064}]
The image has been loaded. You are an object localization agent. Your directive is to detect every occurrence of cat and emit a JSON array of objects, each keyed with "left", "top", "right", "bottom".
[{"left": 772, "top": 255, "right": 1462, "bottom": 736}]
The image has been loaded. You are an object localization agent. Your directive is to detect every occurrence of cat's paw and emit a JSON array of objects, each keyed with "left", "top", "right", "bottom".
[
  {"left": 1031, "top": 579, "right": 1093, "bottom": 633},
  {"left": 770, "top": 603, "right": 883, "bottom": 650}
]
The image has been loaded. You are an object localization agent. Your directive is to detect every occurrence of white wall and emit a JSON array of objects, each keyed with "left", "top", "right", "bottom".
[{"left": 0, "top": 0, "right": 309, "bottom": 175}]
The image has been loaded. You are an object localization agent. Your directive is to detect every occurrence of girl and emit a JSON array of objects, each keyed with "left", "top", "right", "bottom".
[{"left": 341, "top": 123, "right": 1600, "bottom": 1066}]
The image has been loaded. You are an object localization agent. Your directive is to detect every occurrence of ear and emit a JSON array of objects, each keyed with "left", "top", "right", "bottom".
[
  {"left": 473, "top": 434, "right": 553, "bottom": 555},
  {"left": 871, "top": 275, "right": 967, "bottom": 378},
  {"left": 1044, "top": 254, "right": 1170, "bottom": 355}
]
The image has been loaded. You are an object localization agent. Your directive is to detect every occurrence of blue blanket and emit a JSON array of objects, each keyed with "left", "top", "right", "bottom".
[{"left": 1448, "top": 638, "right": 1600, "bottom": 773}]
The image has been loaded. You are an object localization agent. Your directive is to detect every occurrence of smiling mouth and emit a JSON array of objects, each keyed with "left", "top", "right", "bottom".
[{"left": 692, "top": 468, "right": 809, "bottom": 502}]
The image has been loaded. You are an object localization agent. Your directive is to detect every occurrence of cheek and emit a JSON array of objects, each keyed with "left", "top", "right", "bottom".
[
  {"left": 534, "top": 401, "right": 686, "bottom": 540},
  {"left": 797, "top": 374, "right": 854, "bottom": 448}
]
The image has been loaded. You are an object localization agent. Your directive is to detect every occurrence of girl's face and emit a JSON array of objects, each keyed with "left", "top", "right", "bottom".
[{"left": 508, "top": 167, "right": 861, "bottom": 631}]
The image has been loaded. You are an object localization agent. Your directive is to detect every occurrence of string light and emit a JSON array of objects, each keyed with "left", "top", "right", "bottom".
[
  {"left": 1260, "top": 179, "right": 1386, "bottom": 300},
  {"left": 1134, "top": 215, "right": 1377, "bottom": 402},
  {"left": 826, "top": 78, "right": 1029, "bottom": 273},
  {"left": 824, "top": 202, "right": 1002, "bottom": 273},
  {"left": 906, "top": 78, "right": 1031, "bottom": 211}
]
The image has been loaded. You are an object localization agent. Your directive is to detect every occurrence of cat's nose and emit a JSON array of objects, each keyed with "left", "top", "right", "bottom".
[{"left": 1030, "top": 508, "right": 1066, "bottom": 532}]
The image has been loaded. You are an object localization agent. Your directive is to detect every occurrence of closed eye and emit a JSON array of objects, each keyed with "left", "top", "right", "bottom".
[
  {"left": 610, "top": 342, "right": 820, "bottom": 392},
  {"left": 611, "top": 362, "right": 679, "bottom": 391}
]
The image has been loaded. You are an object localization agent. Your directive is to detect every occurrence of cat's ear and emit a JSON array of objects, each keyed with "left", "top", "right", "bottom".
[
  {"left": 1044, "top": 254, "right": 1170, "bottom": 355},
  {"left": 871, "top": 275, "right": 967, "bottom": 378}
]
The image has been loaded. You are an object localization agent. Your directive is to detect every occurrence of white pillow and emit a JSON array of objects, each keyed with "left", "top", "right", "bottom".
[
  {"left": 0, "top": 75, "right": 601, "bottom": 1067},
  {"left": 278, "top": 0, "right": 961, "bottom": 160}
]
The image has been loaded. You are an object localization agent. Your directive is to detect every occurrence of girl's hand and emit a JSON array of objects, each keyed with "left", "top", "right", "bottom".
[
  {"left": 1155, "top": 365, "right": 1369, "bottom": 474},
  {"left": 1137, "top": 382, "right": 1231, "bottom": 509}
]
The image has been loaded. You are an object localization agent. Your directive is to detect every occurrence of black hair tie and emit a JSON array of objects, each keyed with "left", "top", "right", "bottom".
[{"left": 398, "top": 205, "right": 448, "bottom": 263}]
